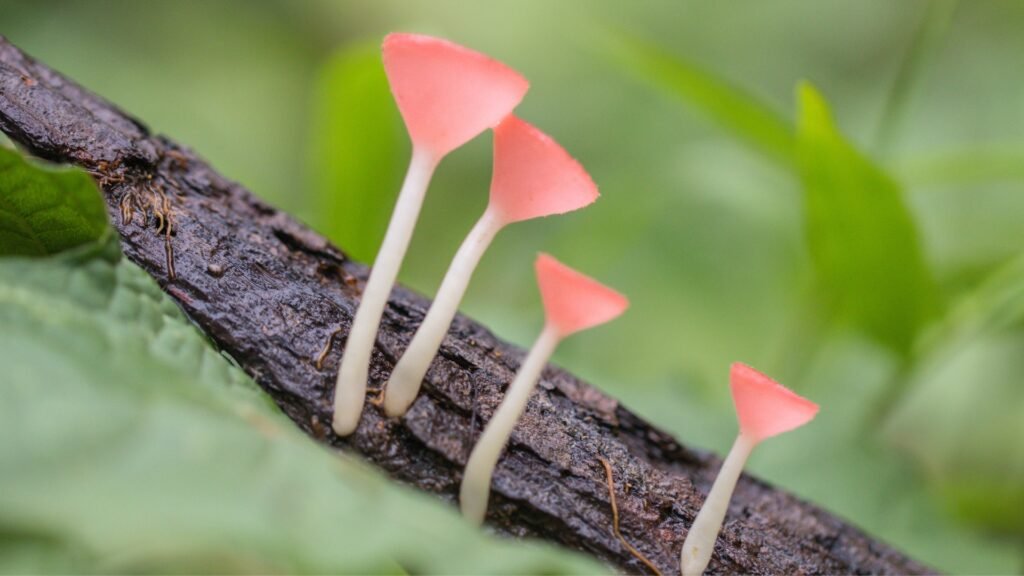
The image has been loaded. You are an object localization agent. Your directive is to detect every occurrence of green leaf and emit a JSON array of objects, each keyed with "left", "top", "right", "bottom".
[
  {"left": 796, "top": 83, "right": 938, "bottom": 354},
  {"left": 606, "top": 34, "right": 795, "bottom": 169},
  {"left": 0, "top": 243, "right": 605, "bottom": 574},
  {"left": 0, "top": 147, "right": 109, "bottom": 257},
  {"left": 307, "top": 41, "right": 405, "bottom": 263}
]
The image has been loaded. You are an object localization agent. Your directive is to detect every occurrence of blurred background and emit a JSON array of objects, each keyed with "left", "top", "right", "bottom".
[{"left": 3, "top": 1, "right": 1023, "bottom": 572}]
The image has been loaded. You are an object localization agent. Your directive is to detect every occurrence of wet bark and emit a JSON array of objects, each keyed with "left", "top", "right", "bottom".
[{"left": 0, "top": 36, "right": 933, "bottom": 575}]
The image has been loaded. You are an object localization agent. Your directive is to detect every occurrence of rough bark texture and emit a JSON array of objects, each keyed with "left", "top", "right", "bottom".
[{"left": 0, "top": 36, "right": 933, "bottom": 575}]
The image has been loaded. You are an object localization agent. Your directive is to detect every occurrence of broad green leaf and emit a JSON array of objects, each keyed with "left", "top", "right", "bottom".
[
  {"left": 606, "top": 35, "right": 795, "bottom": 168},
  {"left": 307, "top": 41, "right": 404, "bottom": 263},
  {"left": 0, "top": 147, "right": 108, "bottom": 257},
  {"left": 0, "top": 241, "right": 605, "bottom": 574},
  {"left": 796, "top": 83, "right": 938, "bottom": 354}
]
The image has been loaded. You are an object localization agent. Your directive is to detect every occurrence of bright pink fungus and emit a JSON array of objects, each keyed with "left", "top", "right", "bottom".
[
  {"left": 729, "top": 362, "right": 819, "bottom": 444},
  {"left": 536, "top": 253, "right": 629, "bottom": 337},
  {"left": 382, "top": 33, "right": 529, "bottom": 158},
  {"left": 489, "top": 115, "right": 599, "bottom": 224}
]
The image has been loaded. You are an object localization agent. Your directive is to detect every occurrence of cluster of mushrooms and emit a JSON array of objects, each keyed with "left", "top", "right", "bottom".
[{"left": 330, "top": 33, "right": 820, "bottom": 576}]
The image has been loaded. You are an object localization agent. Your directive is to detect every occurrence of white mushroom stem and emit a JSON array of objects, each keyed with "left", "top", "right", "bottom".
[
  {"left": 332, "top": 147, "right": 439, "bottom": 436},
  {"left": 459, "top": 324, "right": 561, "bottom": 525},
  {"left": 680, "top": 433, "right": 757, "bottom": 576},
  {"left": 384, "top": 207, "right": 504, "bottom": 418}
]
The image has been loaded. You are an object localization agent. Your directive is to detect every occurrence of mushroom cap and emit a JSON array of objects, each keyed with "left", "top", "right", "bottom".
[
  {"left": 382, "top": 33, "right": 529, "bottom": 158},
  {"left": 535, "top": 253, "right": 629, "bottom": 337},
  {"left": 730, "top": 362, "right": 819, "bottom": 444},
  {"left": 489, "top": 115, "right": 599, "bottom": 224}
]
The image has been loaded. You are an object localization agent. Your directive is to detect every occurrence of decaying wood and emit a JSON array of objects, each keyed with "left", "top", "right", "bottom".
[{"left": 0, "top": 36, "right": 933, "bottom": 575}]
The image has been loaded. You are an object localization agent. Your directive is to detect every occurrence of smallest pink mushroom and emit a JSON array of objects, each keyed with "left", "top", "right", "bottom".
[{"left": 680, "top": 363, "right": 819, "bottom": 576}]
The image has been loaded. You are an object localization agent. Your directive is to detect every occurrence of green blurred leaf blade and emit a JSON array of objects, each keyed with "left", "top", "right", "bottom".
[
  {"left": 607, "top": 35, "right": 795, "bottom": 169},
  {"left": 796, "top": 82, "right": 938, "bottom": 354}
]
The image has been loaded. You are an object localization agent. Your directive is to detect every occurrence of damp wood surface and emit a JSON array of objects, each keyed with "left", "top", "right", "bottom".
[{"left": 0, "top": 36, "right": 935, "bottom": 576}]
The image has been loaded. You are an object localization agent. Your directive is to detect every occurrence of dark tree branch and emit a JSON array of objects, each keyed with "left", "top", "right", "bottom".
[{"left": 0, "top": 36, "right": 932, "bottom": 575}]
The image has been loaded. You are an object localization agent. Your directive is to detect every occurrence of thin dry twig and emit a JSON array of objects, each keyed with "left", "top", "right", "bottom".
[
  {"left": 164, "top": 220, "right": 175, "bottom": 280},
  {"left": 598, "top": 456, "right": 663, "bottom": 576},
  {"left": 314, "top": 327, "right": 344, "bottom": 370}
]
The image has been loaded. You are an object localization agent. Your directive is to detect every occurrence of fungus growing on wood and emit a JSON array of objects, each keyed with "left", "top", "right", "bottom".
[
  {"left": 680, "top": 363, "right": 819, "bottom": 576},
  {"left": 459, "top": 253, "right": 628, "bottom": 525},
  {"left": 332, "top": 33, "right": 528, "bottom": 436},
  {"left": 383, "top": 115, "right": 598, "bottom": 418}
]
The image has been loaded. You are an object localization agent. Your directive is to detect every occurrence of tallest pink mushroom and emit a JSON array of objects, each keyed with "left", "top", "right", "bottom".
[
  {"left": 680, "top": 364, "right": 818, "bottom": 575},
  {"left": 333, "top": 33, "right": 529, "bottom": 436}
]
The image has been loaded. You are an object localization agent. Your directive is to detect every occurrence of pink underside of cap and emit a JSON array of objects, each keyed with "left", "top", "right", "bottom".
[
  {"left": 382, "top": 33, "right": 529, "bottom": 158},
  {"left": 535, "top": 253, "right": 629, "bottom": 337},
  {"left": 488, "top": 115, "right": 599, "bottom": 224},
  {"left": 730, "top": 362, "right": 819, "bottom": 444}
]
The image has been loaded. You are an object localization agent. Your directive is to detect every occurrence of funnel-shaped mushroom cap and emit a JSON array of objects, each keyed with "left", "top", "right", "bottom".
[
  {"left": 730, "top": 363, "right": 819, "bottom": 444},
  {"left": 383, "top": 33, "right": 529, "bottom": 158},
  {"left": 535, "top": 253, "right": 629, "bottom": 337},
  {"left": 489, "top": 116, "right": 599, "bottom": 224}
]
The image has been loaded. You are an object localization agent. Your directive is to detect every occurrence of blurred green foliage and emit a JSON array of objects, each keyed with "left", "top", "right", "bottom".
[{"left": 2, "top": 0, "right": 1024, "bottom": 573}]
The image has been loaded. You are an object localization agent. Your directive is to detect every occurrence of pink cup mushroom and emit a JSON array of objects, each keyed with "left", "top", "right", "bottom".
[
  {"left": 680, "top": 363, "right": 819, "bottom": 576},
  {"left": 333, "top": 33, "right": 529, "bottom": 436},
  {"left": 459, "top": 253, "right": 629, "bottom": 525},
  {"left": 383, "top": 115, "right": 599, "bottom": 418}
]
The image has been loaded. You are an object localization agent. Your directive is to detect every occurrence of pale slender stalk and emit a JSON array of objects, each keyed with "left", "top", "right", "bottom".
[
  {"left": 332, "top": 147, "right": 438, "bottom": 436},
  {"left": 680, "top": 434, "right": 756, "bottom": 576},
  {"left": 459, "top": 325, "right": 561, "bottom": 525},
  {"left": 384, "top": 208, "right": 504, "bottom": 417}
]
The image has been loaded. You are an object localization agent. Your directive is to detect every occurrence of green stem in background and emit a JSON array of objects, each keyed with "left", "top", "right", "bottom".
[
  {"left": 894, "top": 147, "right": 1024, "bottom": 188},
  {"left": 871, "top": 252, "right": 1024, "bottom": 427},
  {"left": 875, "top": 0, "right": 958, "bottom": 155}
]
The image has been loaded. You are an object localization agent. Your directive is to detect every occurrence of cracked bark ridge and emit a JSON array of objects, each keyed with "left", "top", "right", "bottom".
[{"left": 0, "top": 36, "right": 933, "bottom": 575}]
